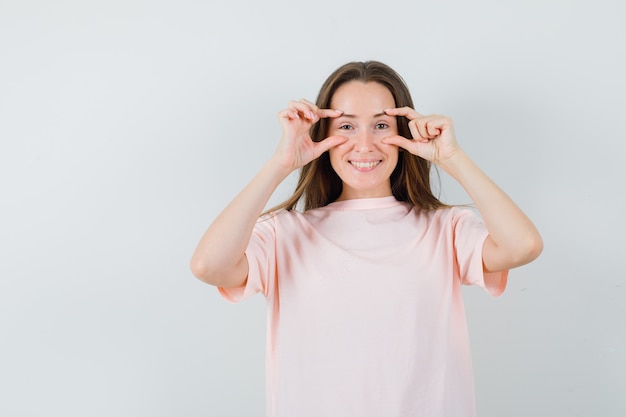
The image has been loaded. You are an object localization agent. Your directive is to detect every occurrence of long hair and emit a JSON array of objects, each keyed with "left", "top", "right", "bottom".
[{"left": 265, "top": 61, "right": 446, "bottom": 214}]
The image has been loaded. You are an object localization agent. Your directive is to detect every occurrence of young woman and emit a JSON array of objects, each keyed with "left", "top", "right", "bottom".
[{"left": 190, "top": 61, "right": 542, "bottom": 417}]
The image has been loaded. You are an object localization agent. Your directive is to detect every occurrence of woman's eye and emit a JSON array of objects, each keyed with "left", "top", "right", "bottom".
[
  {"left": 338, "top": 124, "right": 353, "bottom": 130},
  {"left": 376, "top": 123, "right": 389, "bottom": 129}
]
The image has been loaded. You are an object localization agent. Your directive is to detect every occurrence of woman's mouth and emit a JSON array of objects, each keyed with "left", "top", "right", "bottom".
[{"left": 349, "top": 160, "right": 381, "bottom": 170}]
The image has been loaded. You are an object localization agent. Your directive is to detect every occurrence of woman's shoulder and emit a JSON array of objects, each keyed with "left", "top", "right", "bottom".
[
  {"left": 411, "top": 205, "right": 480, "bottom": 227},
  {"left": 257, "top": 208, "right": 310, "bottom": 229}
]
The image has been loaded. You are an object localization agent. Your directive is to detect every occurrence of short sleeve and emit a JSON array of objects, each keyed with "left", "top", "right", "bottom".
[
  {"left": 217, "top": 215, "right": 277, "bottom": 303},
  {"left": 452, "top": 208, "right": 508, "bottom": 297}
]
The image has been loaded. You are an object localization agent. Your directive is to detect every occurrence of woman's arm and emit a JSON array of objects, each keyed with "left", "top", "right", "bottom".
[
  {"left": 189, "top": 160, "right": 291, "bottom": 288},
  {"left": 190, "top": 101, "right": 346, "bottom": 287},
  {"left": 437, "top": 150, "right": 543, "bottom": 272},
  {"left": 383, "top": 108, "right": 543, "bottom": 272}
]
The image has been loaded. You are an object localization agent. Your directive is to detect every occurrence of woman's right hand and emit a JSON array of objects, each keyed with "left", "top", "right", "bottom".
[{"left": 273, "top": 99, "right": 347, "bottom": 172}]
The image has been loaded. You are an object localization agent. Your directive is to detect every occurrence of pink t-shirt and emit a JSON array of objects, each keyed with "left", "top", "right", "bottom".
[{"left": 219, "top": 196, "right": 508, "bottom": 417}]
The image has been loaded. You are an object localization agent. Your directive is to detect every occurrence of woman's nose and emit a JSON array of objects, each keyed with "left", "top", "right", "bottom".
[{"left": 353, "top": 131, "right": 374, "bottom": 152}]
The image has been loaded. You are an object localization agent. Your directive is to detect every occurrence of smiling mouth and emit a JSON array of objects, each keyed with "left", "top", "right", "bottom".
[{"left": 350, "top": 160, "right": 381, "bottom": 169}]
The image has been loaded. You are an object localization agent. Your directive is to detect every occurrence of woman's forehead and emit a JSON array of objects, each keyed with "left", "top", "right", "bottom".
[{"left": 330, "top": 81, "right": 395, "bottom": 116}]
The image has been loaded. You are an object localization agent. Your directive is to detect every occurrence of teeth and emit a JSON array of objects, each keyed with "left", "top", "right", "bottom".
[{"left": 350, "top": 161, "right": 380, "bottom": 169}]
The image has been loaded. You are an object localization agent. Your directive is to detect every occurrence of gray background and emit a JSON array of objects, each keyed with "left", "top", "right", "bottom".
[{"left": 1, "top": 0, "right": 624, "bottom": 416}]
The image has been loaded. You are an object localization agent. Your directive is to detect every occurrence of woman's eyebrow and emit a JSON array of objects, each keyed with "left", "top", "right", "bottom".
[{"left": 339, "top": 112, "right": 389, "bottom": 118}]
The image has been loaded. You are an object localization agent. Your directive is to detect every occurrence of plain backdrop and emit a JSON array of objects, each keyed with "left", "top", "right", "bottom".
[{"left": 1, "top": 0, "right": 625, "bottom": 416}]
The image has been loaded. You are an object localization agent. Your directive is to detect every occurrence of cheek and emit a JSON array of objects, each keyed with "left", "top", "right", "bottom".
[
  {"left": 330, "top": 139, "right": 354, "bottom": 154},
  {"left": 384, "top": 144, "right": 400, "bottom": 164},
  {"left": 388, "top": 124, "right": 399, "bottom": 136},
  {"left": 328, "top": 152, "right": 343, "bottom": 176},
  {"left": 328, "top": 148, "right": 341, "bottom": 167}
]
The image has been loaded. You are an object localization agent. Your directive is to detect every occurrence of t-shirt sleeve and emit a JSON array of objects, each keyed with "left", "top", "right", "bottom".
[
  {"left": 452, "top": 208, "right": 508, "bottom": 297},
  {"left": 217, "top": 215, "right": 277, "bottom": 303}
]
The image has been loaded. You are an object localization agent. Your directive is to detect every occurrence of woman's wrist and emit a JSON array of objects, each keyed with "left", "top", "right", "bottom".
[
  {"left": 265, "top": 156, "right": 295, "bottom": 183},
  {"left": 435, "top": 148, "right": 471, "bottom": 179}
]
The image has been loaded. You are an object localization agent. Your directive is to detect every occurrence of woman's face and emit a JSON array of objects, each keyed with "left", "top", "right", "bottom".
[{"left": 328, "top": 81, "right": 399, "bottom": 201}]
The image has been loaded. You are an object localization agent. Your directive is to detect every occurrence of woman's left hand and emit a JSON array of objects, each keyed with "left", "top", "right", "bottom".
[{"left": 382, "top": 107, "right": 461, "bottom": 164}]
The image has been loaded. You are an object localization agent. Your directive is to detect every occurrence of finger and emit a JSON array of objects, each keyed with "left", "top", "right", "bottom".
[
  {"left": 313, "top": 135, "right": 348, "bottom": 156},
  {"left": 288, "top": 100, "right": 318, "bottom": 121},
  {"left": 299, "top": 99, "right": 343, "bottom": 121},
  {"left": 420, "top": 115, "right": 448, "bottom": 137},
  {"left": 381, "top": 135, "right": 417, "bottom": 152},
  {"left": 408, "top": 119, "right": 430, "bottom": 142},
  {"left": 279, "top": 109, "right": 304, "bottom": 122},
  {"left": 383, "top": 135, "right": 434, "bottom": 160},
  {"left": 384, "top": 107, "right": 424, "bottom": 120},
  {"left": 298, "top": 98, "right": 320, "bottom": 118},
  {"left": 277, "top": 108, "right": 298, "bottom": 122},
  {"left": 415, "top": 118, "right": 435, "bottom": 139},
  {"left": 317, "top": 108, "right": 344, "bottom": 119},
  {"left": 426, "top": 122, "right": 441, "bottom": 137}
]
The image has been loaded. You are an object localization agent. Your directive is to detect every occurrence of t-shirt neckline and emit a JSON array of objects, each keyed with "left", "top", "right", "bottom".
[{"left": 326, "top": 196, "right": 402, "bottom": 211}]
